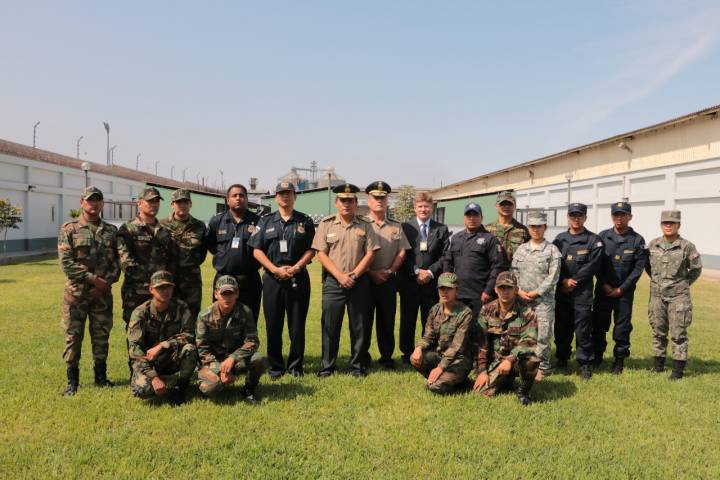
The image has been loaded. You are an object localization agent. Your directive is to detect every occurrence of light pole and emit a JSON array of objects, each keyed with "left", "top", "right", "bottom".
[
  {"left": 81, "top": 162, "right": 91, "bottom": 187},
  {"left": 76, "top": 136, "right": 84, "bottom": 159},
  {"left": 219, "top": 169, "right": 224, "bottom": 190},
  {"left": 103, "top": 122, "right": 110, "bottom": 166},
  {"left": 154, "top": 160, "right": 160, "bottom": 176},
  {"left": 182, "top": 168, "right": 188, "bottom": 182},
  {"left": 196, "top": 173, "right": 200, "bottom": 185},
  {"left": 33, "top": 121, "right": 40, "bottom": 148},
  {"left": 565, "top": 173, "right": 573, "bottom": 204},
  {"left": 136, "top": 153, "right": 141, "bottom": 170},
  {"left": 170, "top": 166, "right": 175, "bottom": 179},
  {"left": 110, "top": 145, "right": 117, "bottom": 166}
]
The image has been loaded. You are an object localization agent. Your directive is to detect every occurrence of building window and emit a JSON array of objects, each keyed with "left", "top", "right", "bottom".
[
  {"left": 435, "top": 206, "right": 445, "bottom": 224},
  {"left": 216, "top": 203, "right": 227, "bottom": 214}
]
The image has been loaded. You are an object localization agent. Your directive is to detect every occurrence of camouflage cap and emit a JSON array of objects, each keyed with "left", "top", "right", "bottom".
[
  {"left": 81, "top": 186, "right": 104, "bottom": 200},
  {"left": 496, "top": 191, "right": 516, "bottom": 205},
  {"left": 661, "top": 210, "right": 681, "bottom": 223},
  {"left": 365, "top": 180, "right": 391, "bottom": 197},
  {"left": 333, "top": 183, "right": 360, "bottom": 199},
  {"left": 140, "top": 187, "right": 163, "bottom": 201},
  {"left": 171, "top": 189, "right": 191, "bottom": 202},
  {"left": 495, "top": 271, "right": 518, "bottom": 288},
  {"left": 214, "top": 275, "right": 239, "bottom": 293},
  {"left": 437, "top": 272, "right": 459, "bottom": 288},
  {"left": 526, "top": 211, "right": 547, "bottom": 226},
  {"left": 150, "top": 270, "right": 175, "bottom": 288},
  {"left": 275, "top": 181, "right": 296, "bottom": 193}
]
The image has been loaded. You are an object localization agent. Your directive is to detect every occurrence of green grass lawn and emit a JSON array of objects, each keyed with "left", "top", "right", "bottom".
[{"left": 1, "top": 258, "right": 719, "bottom": 479}]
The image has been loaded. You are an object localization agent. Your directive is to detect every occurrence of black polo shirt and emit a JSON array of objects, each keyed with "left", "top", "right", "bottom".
[
  {"left": 442, "top": 226, "right": 506, "bottom": 300},
  {"left": 205, "top": 209, "right": 260, "bottom": 275},
  {"left": 553, "top": 228, "right": 603, "bottom": 302},
  {"left": 248, "top": 210, "right": 315, "bottom": 267},
  {"left": 596, "top": 227, "right": 647, "bottom": 295}
]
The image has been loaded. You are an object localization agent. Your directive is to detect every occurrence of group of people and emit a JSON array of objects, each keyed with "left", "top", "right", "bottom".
[{"left": 58, "top": 180, "right": 703, "bottom": 405}]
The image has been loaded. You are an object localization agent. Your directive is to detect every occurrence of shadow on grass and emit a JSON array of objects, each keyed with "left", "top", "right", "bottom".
[
  {"left": 0, "top": 279, "right": 16, "bottom": 283},
  {"left": 624, "top": 356, "right": 720, "bottom": 377},
  {"left": 532, "top": 379, "right": 577, "bottom": 403}
]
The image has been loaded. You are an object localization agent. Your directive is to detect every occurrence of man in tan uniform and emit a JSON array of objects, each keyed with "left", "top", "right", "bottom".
[
  {"left": 365, "top": 181, "right": 411, "bottom": 369},
  {"left": 311, "top": 183, "right": 380, "bottom": 377}
]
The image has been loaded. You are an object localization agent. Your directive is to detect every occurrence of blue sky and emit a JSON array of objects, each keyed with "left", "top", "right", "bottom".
[{"left": 1, "top": 1, "right": 719, "bottom": 190}]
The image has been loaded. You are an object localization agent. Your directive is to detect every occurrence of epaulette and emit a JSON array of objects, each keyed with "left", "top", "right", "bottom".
[
  {"left": 358, "top": 215, "right": 373, "bottom": 223},
  {"left": 321, "top": 215, "right": 336, "bottom": 222},
  {"left": 61, "top": 221, "right": 75, "bottom": 229}
]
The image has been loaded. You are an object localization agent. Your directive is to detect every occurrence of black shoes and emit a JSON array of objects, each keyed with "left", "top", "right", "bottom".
[
  {"left": 516, "top": 378, "right": 533, "bottom": 406},
  {"left": 288, "top": 369, "right": 304, "bottom": 378},
  {"left": 317, "top": 369, "right": 334, "bottom": 378},
  {"left": 268, "top": 371, "right": 284, "bottom": 381},
  {"left": 378, "top": 358, "right": 396, "bottom": 370},
  {"left": 63, "top": 366, "right": 79, "bottom": 396},
  {"left": 94, "top": 361, "right": 115, "bottom": 387},
  {"left": 242, "top": 385, "right": 260, "bottom": 404},
  {"left": 669, "top": 360, "right": 686, "bottom": 381},
  {"left": 653, "top": 356, "right": 666, "bottom": 373},
  {"left": 611, "top": 357, "right": 624, "bottom": 375},
  {"left": 350, "top": 369, "right": 368, "bottom": 378},
  {"left": 579, "top": 364, "right": 592, "bottom": 380}
]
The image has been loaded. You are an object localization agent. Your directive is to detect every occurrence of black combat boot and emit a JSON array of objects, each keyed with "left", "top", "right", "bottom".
[
  {"left": 579, "top": 364, "right": 592, "bottom": 380},
  {"left": 169, "top": 378, "right": 190, "bottom": 406},
  {"left": 64, "top": 366, "right": 79, "bottom": 396},
  {"left": 516, "top": 378, "right": 534, "bottom": 406},
  {"left": 242, "top": 384, "right": 260, "bottom": 404},
  {"left": 94, "top": 361, "right": 115, "bottom": 387},
  {"left": 611, "top": 357, "right": 624, "bottom": 375},
  {"left": 653, "top": 356, "right": 665, "bottom": 373},
  {"left": 669, "top": 360, "right": 686, "bottom": 381},
  {"left": 556, "top": 358, "right": 568, "bottom": 371}
]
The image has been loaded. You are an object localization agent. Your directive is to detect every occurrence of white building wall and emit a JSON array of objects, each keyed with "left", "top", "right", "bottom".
[{"left": 514, "top": 155, "right": 720, "bottom": 268}]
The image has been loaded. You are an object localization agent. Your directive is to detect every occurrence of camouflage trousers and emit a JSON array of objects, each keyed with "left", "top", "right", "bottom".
[
  {"left": 648, "top": 293, "right": 693, "bottom": 361},
  {"left": 414, "top": 351, "right": 472, "bottom": 395},
  {"left": 62, "top": 291, "right": 113, "bottom": 367},
  {"left": 476, "top": 355, "right": 540, "bottom": 397},
  {"left": 197, "top": 352, "right": 266, "bottom": 397},
  {"left": 131, "top": 343, "right": 198, "bottom": 399},
  {"left": 531, "top": 300, "right": 555, "bottom": 372},
  {"left": 175, "top": 267, "right": 202, "bottom": 319}
]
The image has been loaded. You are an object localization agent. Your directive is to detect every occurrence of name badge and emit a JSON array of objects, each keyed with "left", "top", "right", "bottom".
[
  {"left": 231, "top": 237, "right": 240, "bottom": 249},
  {"left": 420, "top": 241, "right": 428, "bottom": 252},
  {"left": 279, "top": 240, "right": 288, "bottom": 253}
]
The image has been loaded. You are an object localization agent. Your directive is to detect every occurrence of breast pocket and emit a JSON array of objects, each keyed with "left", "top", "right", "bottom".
[
  {"left": 574, "top": 249, "right": 589, "bottom": 263},
  {"left": 74, "top": 235, "right": 94, "bottom": 259}
]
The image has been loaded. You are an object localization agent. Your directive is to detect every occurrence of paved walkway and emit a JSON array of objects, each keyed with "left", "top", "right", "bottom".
[{"left": 0, "top": 249, "right": 56, "bottom": 265}]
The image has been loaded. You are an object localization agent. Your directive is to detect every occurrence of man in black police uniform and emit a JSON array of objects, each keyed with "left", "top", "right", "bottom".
[
  {"left": 591, "top": 201, "right": 647, "bottom": 374},
  {"left": 205, "top": 184, "right": 262, "bottom": 320},
  {"left": 250, "top": 181, "right": 316, "bottom": 379},
  {"left": 398, "top": 191, "right": 450, "bottom": 364},
  {"left": 443, "top": 202, "right": 505, "bottom": 318},
  {"left": 553, "top": 202, "right": 603, "bottom": 379}
]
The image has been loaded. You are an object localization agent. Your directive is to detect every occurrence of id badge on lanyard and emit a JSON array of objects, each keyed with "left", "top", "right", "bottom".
[
  {"left": 420, "top": 241, "right": 428, "bottom": 252},
  {"left": 232, "top": 237, "right": 241, "bottom": 249},
  {"left": 279, "top": 240, "right": 289, "bottom": 253}
]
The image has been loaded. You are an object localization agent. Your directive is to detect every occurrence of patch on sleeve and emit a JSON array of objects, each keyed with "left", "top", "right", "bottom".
[
  {"left": 689, "top": 252, "right": 700, "bottom": 260},
  {"left": 595, "top": 241, "right": 603, "bottom": 248}
]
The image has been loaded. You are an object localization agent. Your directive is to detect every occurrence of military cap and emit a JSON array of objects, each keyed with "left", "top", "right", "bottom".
[
  {"left": 526, "top": 211, "right": 547, "bottom": 226},
  {"left": 150, "top": 270, "right": 175, "bottom": 288},
  {"left": 611, "top": 201, "right": 631, "bottom": 214},
  {"left": 495, "top": 271, "right": 518, "bottom": 288},
  {"left": 437, "top": 272, "right": 459, "bottom": 288},
  {"left": 496, "top": 191, "right": 516, "bottom": 205},
  {"left": 171, "top": 188, "right": 191, "bottom": 202},
  {"left": 81, "top": 186, "right": 104, "bottom": 200},
  {"left": 275, "top": 181, "right": 296, "bottom": 193},
  {"left": 214, "top": 275, "right": 239, "bottom": 293},
  {"left": 661, "top": 210, "right": 681, "bottom": 223},
  {"left": 568, "top": 203, "right": 587, "bottom": 215},
  {"left": 464, "top": 202, "right": 482, "bottom": 215},
  {"left": 140, "top": 187, "right": 163, "bottom": 201},
  {"left": 365, "top": 180, "right": 391, "bottom": 197},
  {"left": 333, "top": 183, "right": 360, "bottom": 199}
]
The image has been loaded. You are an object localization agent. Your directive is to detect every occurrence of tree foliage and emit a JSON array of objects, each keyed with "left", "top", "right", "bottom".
[
  {"left": 390, "top": 185, "right": 415, "bottom": 222},
  {"left": 0, "top": 199, "right": 23, "bottom": 255}
]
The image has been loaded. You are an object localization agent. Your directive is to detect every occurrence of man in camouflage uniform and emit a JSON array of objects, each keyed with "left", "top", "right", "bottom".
[
  {"left": 484, "top": 191, "right": 530, "bottom": 264},
  {"left": 410, "top": 272, "right": 474, "bottom": 394},
  {"left": 511, "top": 211, "right": 561, "bottom": 380},
  {"left": 128, "top": 271, "right": 197, "bottom": 404},
  {"left": 473, "top": 272, "right": 540, "bottom": 405},
  {"left": 196, "top": 275, "right": 266, "bottom": 402},
  {"left": 117, "top": 187, "right": 176, "bottom": 374},
  {"left": 58, "top": 186, "right": 120, "bottom": 396},
  {"left": 160, "top": 188, "right": 207, "bottom": 319},
  {"left": 646, "top": 210, "right": 702, "bottom": 380}
]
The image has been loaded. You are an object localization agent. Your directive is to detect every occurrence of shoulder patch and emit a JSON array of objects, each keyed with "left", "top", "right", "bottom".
[
  {"left": 595, "top": 241, "right": 603, "bottom": 248},
  {"left": 321, "top": 215, "right": 335, "bottom": 222},
  {"left": 689, "top": 252, "right": 700, "bottom": 260}
]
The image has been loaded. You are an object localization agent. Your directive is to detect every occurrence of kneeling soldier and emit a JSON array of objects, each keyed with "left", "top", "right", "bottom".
[
  {"left": 128, "top": 271, "right": 197, "bottom": 405},
  {"left": 196, "top": 275, "right": 266, "bottom": 402},
  {"left": 410, "top": 273, "right": 474, "bottom": 394},
  {"left": 473, "top": 272, "right": 540, "bottom": 405}
]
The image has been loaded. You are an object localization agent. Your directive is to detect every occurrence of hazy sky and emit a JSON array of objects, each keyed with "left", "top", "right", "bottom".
[{"left": 2, "top": 1, "right": 719, "bottom": 191}]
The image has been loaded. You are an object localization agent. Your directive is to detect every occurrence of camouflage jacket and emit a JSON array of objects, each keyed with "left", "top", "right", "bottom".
[
  {"left": 645, "top": 236, "right": 702, "bottom": 298},
  {"left": 117, "top": 216, "right": 176, "bottom": 291},
  {"left": 127, "top": 299, "right": 195, "bottom": 378},
  {"left": 160, "top": 213, "right": 207, "bottom": 271},
  {"left": 196, "top": 302, "right": 260, "bottom": 366},
  {"left": 485, "top": 219, "right": 530, "bottom": 263},
  {"left": 511, "top": 240, "right": 562, "bottom": 304},
  {"left": 417, "top": 302, "right": 475, "bottom": 370},
  {"left": 476, "top": 299, "right": 537, "bottom": 373},
  {"left": 58, "top": 216, "right": 120, "bottom": 299}
]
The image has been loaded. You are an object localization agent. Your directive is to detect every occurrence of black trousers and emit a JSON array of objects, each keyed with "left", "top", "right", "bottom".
[
  {"left": 399, "top": 282, "right": 438, "bottom": 358},
  {"left": 592, "top": 292, "right": 635, "bottom": 359},
  {"left": 369, "top": 276, "right": 398, "bottom": 363},
  {"left": 212, "top": 270, "right": 262, "bottom": 321},
  {"left": 459, "top": 297, "right": 481, "bottom": 320},
  {"left": 555, "top": 299, "right": 594, "bottom": 365},
  {"left": 320, "top": 274, "right": 371, "bottom": 374},
  {"left": 262, "top": 271, "right": 311, "bottom": 375}
]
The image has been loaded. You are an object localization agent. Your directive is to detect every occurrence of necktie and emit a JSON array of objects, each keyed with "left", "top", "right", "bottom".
[{"left": 421, "top": 223, "right": 428, "bottom": 241}]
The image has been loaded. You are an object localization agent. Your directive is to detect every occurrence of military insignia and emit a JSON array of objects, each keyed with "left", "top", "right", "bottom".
[
  {"left": 615, "top": 255, "right": 621, "bottom": 260},
  {"left": 577, "top": 249, "right": 589, "bottom": 255},
  {"left": 357, "top": 229, "right": 366, "bottom": 237},
  {"left": 623, "top": 249, "right": 634, "bottom": 254},
  {"left": 297, "top": 224, "right": 305, "bottom": 234},
  {"left": 476, "top": 238, "right": 485, "bottom": 245},
  {"left": 567, "top": 255, "right": 573, "bottom": 260},
  {"left": 378, "top": 181, "right": 384, "bottom": 190},
  {"left": 689, "top": 253, "right": 700, "bottom": 260},
  {"left": 281, "top": 182, "right": 289, "bottom": 188},
  {"left": 344, "top": 184, "right": 352, "bottom": 193},
  {"left": 616, "top": 202, "right": 623, "bottom": 207},
  {"left": 218, "top": 229, "right": 227, "bottom": 235},
  {"left": 266, "top": 227, "right": 275, "bottom": 233},
  {"left": 596, "top": 241, "right": 603, "bottom": 248}
]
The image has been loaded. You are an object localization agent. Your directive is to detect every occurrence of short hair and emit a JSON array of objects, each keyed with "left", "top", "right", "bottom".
[
  {"left": 413, "top": 192, "right": 433, "bottom": 204},
  {"left": 226, "top": 184, "right": 248, "bottom": 198}
]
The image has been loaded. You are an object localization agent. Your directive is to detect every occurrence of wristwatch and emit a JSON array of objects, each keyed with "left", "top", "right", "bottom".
[{"left": 348, "top": 272, "right": 357, "bottom": 280}]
